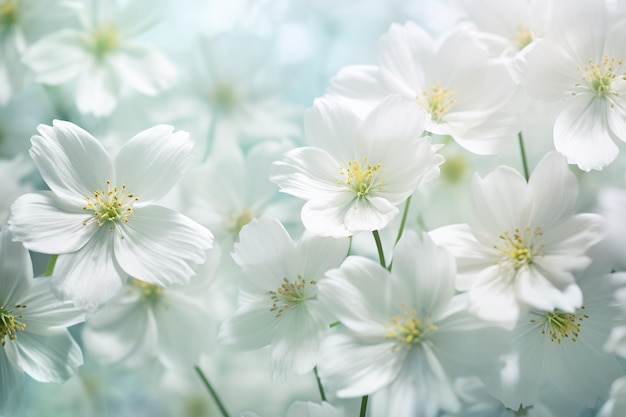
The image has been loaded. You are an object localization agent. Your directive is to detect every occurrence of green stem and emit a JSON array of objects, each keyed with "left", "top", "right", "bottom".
[
  {"left": 394, "top": 196, "right": 412, "bottom": 247},
  {"left": 201, "top": 116, "right": 218, "bottom": 163},
  {"left": 43, "top": 254, "right": 58, "bottom": 277},
  {"left": 194, "top": 366, "right": 231, "bottom": 417},
  {"left": 372, "top": 230, "right": 386, "bottom": 268},
  {"left": 313, "top": 366, "right": 327, "bottom": 401},
  {"left": 359, "top": 395, "right": 369, "bottom": 417},
  {"left": 518, "top": 131, "right": 530, "bottom": 182}
]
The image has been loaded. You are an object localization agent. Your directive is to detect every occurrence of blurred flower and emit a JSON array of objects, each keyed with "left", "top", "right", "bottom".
[
  {"left": 0, "top": 155, "right": 33, "bottom": 226},
  {"left": 327, "top": 21, "right": 520, "bottom": 154},
  {"left": 22, "top": 0, "right": 176, "bottom": 117},
  {"left": 317, "top": 231, "right": 509, "bottom": 417},
  {"left": 218, "top": 216, "right": 349, "bottom": 378},
  {"left": 242, "top": 400, "right": 345, "bottom": 417},
  {"left": 9, "top": 120, "right": 214, "bottom": 308},
  {"left": 0, "top": 226, "right": 84, "bottom": 413},
  {"left": 513, "top": 0, "right": 626, "bottom": 171},
  {"left": 596, "top": 186, "right": 626, "bottom": 272},
  {"left": 597, "top": 376, "right": 626, "bottom": 417},
  {"left": 271, "top": 95, "right": 443, "bottom": 238},
  {"left": 431, "top": 152, "right": 604, "bottom": 327}
]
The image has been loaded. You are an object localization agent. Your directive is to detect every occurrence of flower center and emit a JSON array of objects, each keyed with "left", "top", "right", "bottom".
[
  {"left": 384, "top": 308, "right": 437, "bottom": 349},
  {"left": 337, "top": 157, "right": 384, "bottom": 197},
  {"left": 530, "top": 307, "right": 588, "bottom": 344},
  {"left": 227, "top": 208, "right": 255, "bottom": 239},
  {"left": 208, "top": 83, "right": 240, "bottom": 113},
  {"left": 82, "top": 180, "right": 139, "bottom": 236},
  {"left": 85, "top": 23, "right": 120, "bottom": 60},
  {"left": 514, "top": 25, "right": 533, "bottom": 50},
  {"left": 494, "top": 227, "right": 543, "bottom": 269},
  {"left": 575, "top": 56, "right": 626, "bottom": 102},
  {"left": 268, "top": 275, "right": 317, "bottom": 318},
  {"left": 130, "top": 278, "right": 162, "bottom": 304},
  {"left": 0, "top": 304, "right": 26, "bottom": 347},
  {"left": 0, "top": 0, "right": 18, "bottom": 26},
  {"left": 417, "top": 82, "right": 456, "bottom": 121}
]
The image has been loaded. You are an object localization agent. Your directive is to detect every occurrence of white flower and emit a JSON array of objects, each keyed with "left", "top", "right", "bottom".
[
  {"left": 217, "top": 216, "right": 349, "bottom": 378},
  {"left": 8, "top": 120, "right": 214, "bottom": 308},
  {"left": 597, "top": 377, "right": 626, "bottom": 417},
  {"left": 270, "top": 94, "right": 443, "bottom": 238},
  {"left": 82, "top": 247, "right": 221, "bottom": 369},
  {"left": 241, "top": 401, "right": 345, "bottom": 417},
  {"left": 512, "top": 0, "right": 626, "bottom": 171},
  {"left": 0, "top": 226, "right": 84, "bottom": 412},
  {"left": 317, "top": 231, "right": 509, "bottom": 417},
  {"left": 596, "top": 186, "right": 626, "bottom": 271},
  {"left": 484, "top": 258, "right": 625, "bottom": 409},
  {"left": 22, "top": 0, "right": 176, "bottom": 117},
  {"left": 430, "top": 151, "right": 604, "bottom": 327},
  {"left": 0, "top": 155, "right": 33, "bottom": 226},
  {"left": 327, "top": 21, "right": 520, "bottom": 154}
]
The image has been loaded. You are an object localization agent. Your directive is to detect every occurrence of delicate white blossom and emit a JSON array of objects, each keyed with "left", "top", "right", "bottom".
[{"left": 8, "top": 120, "right": 214, "bottom": 308}]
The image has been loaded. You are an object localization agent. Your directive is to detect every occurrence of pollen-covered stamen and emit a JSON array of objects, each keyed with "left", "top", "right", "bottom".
[
  {"left": 82, "top": 180, "right": 139, "bottom": 235},
  {"left": 530, "top": 306, "right": 588, "bottom": 344},
  {"left": 514, "top": 24, "right": 533, "bottom": 50},
  {"left": 208, "top": 83, "right": 240, "bottom": 113},
  {"left": 417, "top": 82, "right": 457, "bottom": 121},
  {"left": 0, "top": 304, "right": 27, "bottom": 347},
  {"left": 384, "top": 308, "right": 437, "bottom": 349},
  {"left": 130, "top": 278, "right": 162, "bottom": 304},
  {"left": 227, "top": 208, "right": 255, "bottom": 239},
  {"left": 0, "top": 0, "right": 19, "bottom": 26},
  {"left": 494, "top": 226, "right": 544, "bottom": 269},
  {"left": 85, "top": 23, "right": 120, "bottom": 59},
  {"left": 337, "top": 157, "right": 384, "bottom": 197},
  {"left": 574, "top": 56, "right": 626, "bottom": 104},
  {"left": 268, "top": 275, "right": 317, "bottom": 318}
]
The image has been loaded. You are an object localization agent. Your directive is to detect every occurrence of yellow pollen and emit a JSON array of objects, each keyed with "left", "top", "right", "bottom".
[
  {"left": 530, "top": 307, "right": 587, "bottom": 344},
  {"left": 82, "top": 180, "right": 139, "bottom": 237},
  {"left": 208, "top": 83, "right": 240, "bottom": 112},
  {"left": 85, "top": 23, "right": 120, "bottom": 59},
  {"left": 494, "top": 227, "right": 543, "bottom": 269},
  {"left": 0, "top": 304, "right": 27, "bottom": 347},
  {"left": 574, "top": 56, "right": 625, "bottom": 104},
  {"left": 337, "top": 157, "right": 383, "bottom": 197},
  {"left": 227, "top": 208, "right": 255, "bottom": 239},
  {"left": 384, "top": 308, "right": 437, "bottom": 349},
  {"left": 268, "top": 275, "right": 316, "bottom": 318},
  {"left": 0, "top": 0, "right": 18, "bottom": 26},
  {"left": 417, "top": 82, "right": 457, "bottom": 121},
  {"left": 514, "top": 25, "right": 533, "bottom": 50},
  {"left": 130, "top": 278, "right": 162, "bottom": 304}
]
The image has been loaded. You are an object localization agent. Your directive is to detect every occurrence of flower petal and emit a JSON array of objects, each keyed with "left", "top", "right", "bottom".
[
  {"left": 0, "top": 227, "right": 33, "bottom": 306},
  {"left": 114, "top": 205, "right": 213, "bottom": 287},
  {"left": 111, "top": 44, "right": 176, "bottom": 95},
  {"left": 9, "top": 191, "right": 98, "bottom": 254},
  {"left": 20, "top": 279, "right": 85, "bottom": 333},
  {"left": 29, "top": 120, "right": 114, "bottom": 203},
  {"left": 0, "top": 348, "right": 24, "bottom": 413},
  {"left": 327, "top": 65, "right": 388, "bottom": 117},
  {"left": 298, "top": 232, "right": 350, "bottom": 282},
  {"left": 75, "top": 62, "right": 120, "bottom": 117},
  {"left": 217, "top": 304, "right": 277, "bottom": 349},
  {"left": 114, "top": 125, "right": 193, "bottom": 205}
]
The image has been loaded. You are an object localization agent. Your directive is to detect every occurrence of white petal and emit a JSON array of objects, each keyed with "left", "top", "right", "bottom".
[
  {"left": 327, "top": 65, "right": 388, "bottom": 117},
  {"left": 20, "top": 279, "right": 85, "bottom": 333},
  {"left": 300, "top": 195, "right": 354, "bottom": 238},
  {"left": 0, "top": 227, "right": 33, "bottom": 306},
  {"left": 22, "top": 29, "right": 88, "bottom": 84},
  {"left": 318, "top": 330, "right": 402, "bottom": 397},
  {"left": 469, "top": 267, "right": 522, "bottom": 328},
  {"left": 514, "top": 266, "right": 583, "bottom": 312},
  {"left": 82, "top": 291, "right": 157, "bottom": 365},
  {"left": 343, "top": 196, "right": 399, "bottom": 233},
  {"left": 29, "top": 121, "right": 114, "bottom": 203},
  {"left": 217, "top": 304, "right": 276, "bottom": 349},
  {"left": 9, "top": 192, "right": 97, "bottom": 254},
  {"left": 0, "top": 348, "right": 24, "bottom": 413},
  {"left": 554, "top": 95, "right": 619, "bottom": 171},
  {"left": 51, "top": 231, "right": 126, "bottom": 309},
  {"left": 7, "top": 330, "right": 82, "bottom": 383},
  {"left": 297, "top": 232, "right": 350, "bottom": 282},
  {"left": 111, "top": 44, "right": 176, "bottom": 95},
  {"left": 392, "top": 231, "right": 455, "bottom": 320},
  {"left": 114, "top": 125, "right": 193, "bottom": 205},
  {"left": 114, "top": 206, "right": 213, "bottom": 287},
  {"left": 75, "top": 62, "right": 120, "bottom": 117},
  {"left": 232, "top": 216, "right": 299, "bottom": 290}
]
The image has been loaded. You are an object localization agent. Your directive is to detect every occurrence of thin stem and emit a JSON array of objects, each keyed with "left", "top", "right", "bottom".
[
  {"left": 194, "top": 366, "right": 231, "bottom": 417},
  {"left": 372, "top": 230, "right": 386, "bottom": 268},
  {"left": 359, "top": 395, "right": 369, "bottom": 417},
  {"left": 201, "top": 116, "right": 218, "bottom": 163},
  {"left": 43, "top": 255, "right": 58, "bottom": 277},
  {"left": 394, "top": 195, "right": 412, "bottom": 247},
  {"left": 313, "top": 366, "right": 327, "bottom": 401},
  {"left": 518, "top": 131, "right": 530, "bottom": 182}
]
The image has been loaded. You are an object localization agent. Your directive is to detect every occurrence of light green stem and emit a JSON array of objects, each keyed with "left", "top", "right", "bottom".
[
  {"left": 43, "top": 254, "right": 58, "bottom": 277},
  {"left": 313, "top": 366, "right": 327, "bottom": 402},
  {"left": 518, "top": 131, "right": 530, "bottom": 182},
  {"left": 194, "top": 366, "right": 231, "bottom": 417},
  {"left": 372, "top": 230, "right": 386, "bottom": 268},
  {"left": 394, "top": 195, "right": 412, "bottom": 247},
  {"left": 359, "top": 395, "right": 369, "bottom": 417}
]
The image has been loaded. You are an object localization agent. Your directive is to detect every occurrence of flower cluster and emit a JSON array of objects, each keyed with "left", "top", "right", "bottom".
[{"left": 1, "top": 0, "right": 626, "bottom": 416}]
